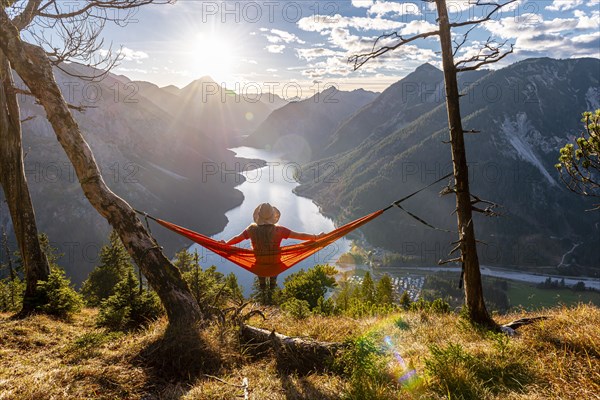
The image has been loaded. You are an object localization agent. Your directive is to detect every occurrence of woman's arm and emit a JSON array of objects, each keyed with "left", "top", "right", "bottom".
[
  {"left": 288, "top": 230, "right": 326, "bottom": 241},
  {"left": 223, "top": 232, "right": 247, "bottom": 245}
]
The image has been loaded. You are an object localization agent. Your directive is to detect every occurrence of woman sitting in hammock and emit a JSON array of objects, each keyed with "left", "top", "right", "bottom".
[{"left": 222, "top": 203, "right": 325, "bottom": 292}]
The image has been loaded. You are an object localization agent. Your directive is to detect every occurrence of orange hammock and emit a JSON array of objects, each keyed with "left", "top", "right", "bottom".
[
  {"left": 137, "top": 172, "right": 452, "bottom": 277},
  {"left": 150, "top": 209, "right": 384, "bottom": 277}
]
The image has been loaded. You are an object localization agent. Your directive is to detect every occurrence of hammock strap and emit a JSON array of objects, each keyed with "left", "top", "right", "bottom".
[
  {"left": 394, "top": 204, "right": 455, "bottom": 233},
  {"left": 382, "top": 172, "right": 453, "bottom": 211},
  {"left": 135, "top": 209, "right": 161, "bottom": 249}
]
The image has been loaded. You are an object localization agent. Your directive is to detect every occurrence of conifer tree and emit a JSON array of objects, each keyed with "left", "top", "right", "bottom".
[
  {"left": 224, "top": 272, "right": 243, "bottom": 302},
  {"left": 97, "top": 269, "right": 163, "bottom": 331},
  {"left": 361, "top": 271, "right": 375, "bottom": 304},
  {"left": 399, "top": 291, "right": 412, "bottom": 310},
  {"left": 173, "top": 248, "right": 195, "bottom": 274},
  {"left": 334, "top": 275, "right": 353, "bottom": 312},
  {"left": 81, "top": 231, "right": 134, "bottom": 306},
  {"left": 375, "top": 274, "right": 394, "bottom": 305}
]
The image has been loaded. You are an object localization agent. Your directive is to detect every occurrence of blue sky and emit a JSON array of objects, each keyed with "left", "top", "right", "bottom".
[{"left": 96, "top": 0, "right": 600, "bottom": 94}]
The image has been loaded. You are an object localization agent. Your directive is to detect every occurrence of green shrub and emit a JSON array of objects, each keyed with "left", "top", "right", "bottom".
[
  {"left": 280, "top": 298, "right": 311, "bottom": 319},
  {"left": 345, "top": 298, "right": 398, "bottom": 318},
  {"left": 97, "top": 270, "right": 163, "bottom": 331},
  {"left": 34, "top": 267, "right": 83, "bottom": 319},
  {"left": 424, "top": 339, "right": 534, "bottom": 399},
  {"left": 281, "top": 264, "right": 337, "bottom": 309},
  {"left": 338, "top": 336, "right": 393, "bottom": 399},
  {"left": 314, "top": 296, "right": 335, "bottom": 316},
  {"left": 409, "top": 298, "right": 450, "bottom": 314},
  {"left": 178, "top": 249, "right": 243, "bottom": 310},
  {"left": 66, "top": 331, "right": 123, "bottom": 361}
]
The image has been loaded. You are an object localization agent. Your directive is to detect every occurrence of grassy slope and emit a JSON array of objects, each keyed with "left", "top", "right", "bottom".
[{"left": 0, "top": 304, "right": 598, "bottom": 400}]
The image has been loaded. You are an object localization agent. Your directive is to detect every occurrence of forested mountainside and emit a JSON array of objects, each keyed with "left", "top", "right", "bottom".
[{"left": 296, "top": 58, "right": 600, "bottom": 274}]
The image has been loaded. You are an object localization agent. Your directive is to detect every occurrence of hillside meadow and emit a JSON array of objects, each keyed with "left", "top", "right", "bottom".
[{"left": 0, "top": 304, "right": 598, "bottom": 399}]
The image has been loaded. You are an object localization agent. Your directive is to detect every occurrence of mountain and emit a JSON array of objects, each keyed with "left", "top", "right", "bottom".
[
  {"left": 245, "top": 87, "right": 378, "bottom": 162},
  {"left": 131, "top": 76, "right": 287, "bottom": 148},
  {"left": 296, "top": 58, "right": 600, "bottom": 274},
  {"left": 262, "top": 92, "right": 288, "bottom": 111},
  {"left": 323, "top": 63, "right": 489, "bottom": 157},
  {"left": 0, "top": 63, "right": 249, "bottom": 283}
]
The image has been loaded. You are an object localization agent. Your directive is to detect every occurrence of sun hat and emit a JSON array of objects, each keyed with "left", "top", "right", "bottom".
[{"left": 253, "top": 203, "right": 280, "bottom": 225}]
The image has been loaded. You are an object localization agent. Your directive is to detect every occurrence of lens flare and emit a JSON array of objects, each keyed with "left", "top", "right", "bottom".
[{"left": 383, "top": 335, "right": 418, "bottom": 385}]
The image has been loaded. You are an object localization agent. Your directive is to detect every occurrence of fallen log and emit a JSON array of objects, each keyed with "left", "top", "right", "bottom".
[
  {"left": 501, "top": 316, "right": 549, "bottom": 336},
  {"left": 241, "top": 324, "right": 347, "bottom": 373}
]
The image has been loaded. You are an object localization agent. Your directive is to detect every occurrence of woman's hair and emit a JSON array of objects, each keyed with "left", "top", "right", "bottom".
[{"left": 246, "top": 224, "right": 276, "bottom": 254}]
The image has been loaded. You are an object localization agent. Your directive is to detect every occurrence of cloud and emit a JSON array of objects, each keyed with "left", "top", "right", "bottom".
[
  {"left": 119, "top": 47, "right": 149, "bottom": 63},
  {"left": 298, "top": 14, "right": 404, "bottom": 32},
  {"left": 266, "top": 68, "right": 278, "bottom": 72},
  {"left": 265, "top": 44, "right": 286, "bottom": 53},
  {"left": 296, "top": 47, "right": 345, "bottom": 61},
  {"left": 483, "top": 12, "right": 600, "bottom": 59},
  {"left": 484, "top": 15, "right": 579, "bottom": 40},
  {"left": 98, "top": 47, "right": 149, "bottom": 64},
  {"left": 270, "top": 28, "right": 306, "bottom": 44},
  {"left": 545, "top": 0, "right": 584, "bottom": 11},
  {"left": 351, "top": 0, "right": 374, "bottom": 8},
  {"left": 571, "top": 31, "right": 600, "bottom": 44},
  {"left": 400, "top": 20, "right": 438, "bottom": 35},
  {"left": 368, "top": 1, "right": 421, "bottom": 17},
  {"left": 114, "top": 67, "right": 148, "bottom": 74},
  {"left": 263, "top": 28, "right": 306, "bottom": 48},
  {"left": 574, "top": 9, "right": 600, "bottom": 30}
]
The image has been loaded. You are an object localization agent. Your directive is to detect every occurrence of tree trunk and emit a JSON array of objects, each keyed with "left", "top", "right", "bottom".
[
  {"left": 0, "top": 12, "right": 202, "bottom": 330},
  {"left": 241, "top": 324, "right": 345, "bottom": 373},
  {"left": 0, "top": 49, "right": 51, "bottom": 314},
  {"left": 435, "top": 0, "right": 494, "bottom": 327}
]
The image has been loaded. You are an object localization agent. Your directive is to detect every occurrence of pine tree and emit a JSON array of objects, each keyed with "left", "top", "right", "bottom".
[
  {"left": 334, "top": 275, "right": 353, "bottom": 312},
  {"left": 224, "top": 272, "right": 243, "bottom": 302},
  {"left": 399, "top": 291, "right": 412, "bottom": 310},
  {"left": 375, "top": 274, "right": 394, "bottom": 305},
  {"left": 81, "top": 231, "right": 134, "bottom": 306},
  {"left": 361, "top": 271, "right": 375, "bottom": 304},
  {"left": 97, "top": 269, "right": 163, "bottom": 331},
  {"left": 0, "top": 227, "right": 24, "bottom": 311},
  {"left": 173, "top": 248, "right": 195, "bottom": 273},
  {"left": 34, "top": 267, "right": 83, "bottom": 319}
]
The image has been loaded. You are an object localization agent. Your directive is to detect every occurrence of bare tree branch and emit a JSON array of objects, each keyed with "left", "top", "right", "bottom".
[
  {"left": 449, "top": 0, "right": 518, "bottom": 28},
  {"left": 350, "top": 30, "right": 439, "bottom": 71},
  {"left": 455, "top": 38, "right": 514, "bottom": 72},
  {"left": 453, "top": 24, "right": 478, "bottom": 57},
  {"left": 9, "top": 0, "right": 173, "bottom": 80},
  {"left": 34, "top": 0, "right": 170, "bottom": 20}
]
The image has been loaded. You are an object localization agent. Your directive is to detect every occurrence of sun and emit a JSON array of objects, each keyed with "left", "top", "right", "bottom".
[{"left": 191, "top": 32, "right": 235, "bottom": 83}]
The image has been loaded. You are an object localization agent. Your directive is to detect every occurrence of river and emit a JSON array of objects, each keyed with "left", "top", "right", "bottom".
[{"left": 189, "top": 147, "right": 350, "bottom": 294}]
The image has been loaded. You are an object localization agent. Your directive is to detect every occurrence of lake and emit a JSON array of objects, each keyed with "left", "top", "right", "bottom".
[{"left": 189, "top": 147, "right": 350, "bottom": 294}]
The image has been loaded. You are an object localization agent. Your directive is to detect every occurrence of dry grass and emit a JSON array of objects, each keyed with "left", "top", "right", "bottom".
[{"left": 0, "top": 304, "right": 598, "bottom": 399}]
